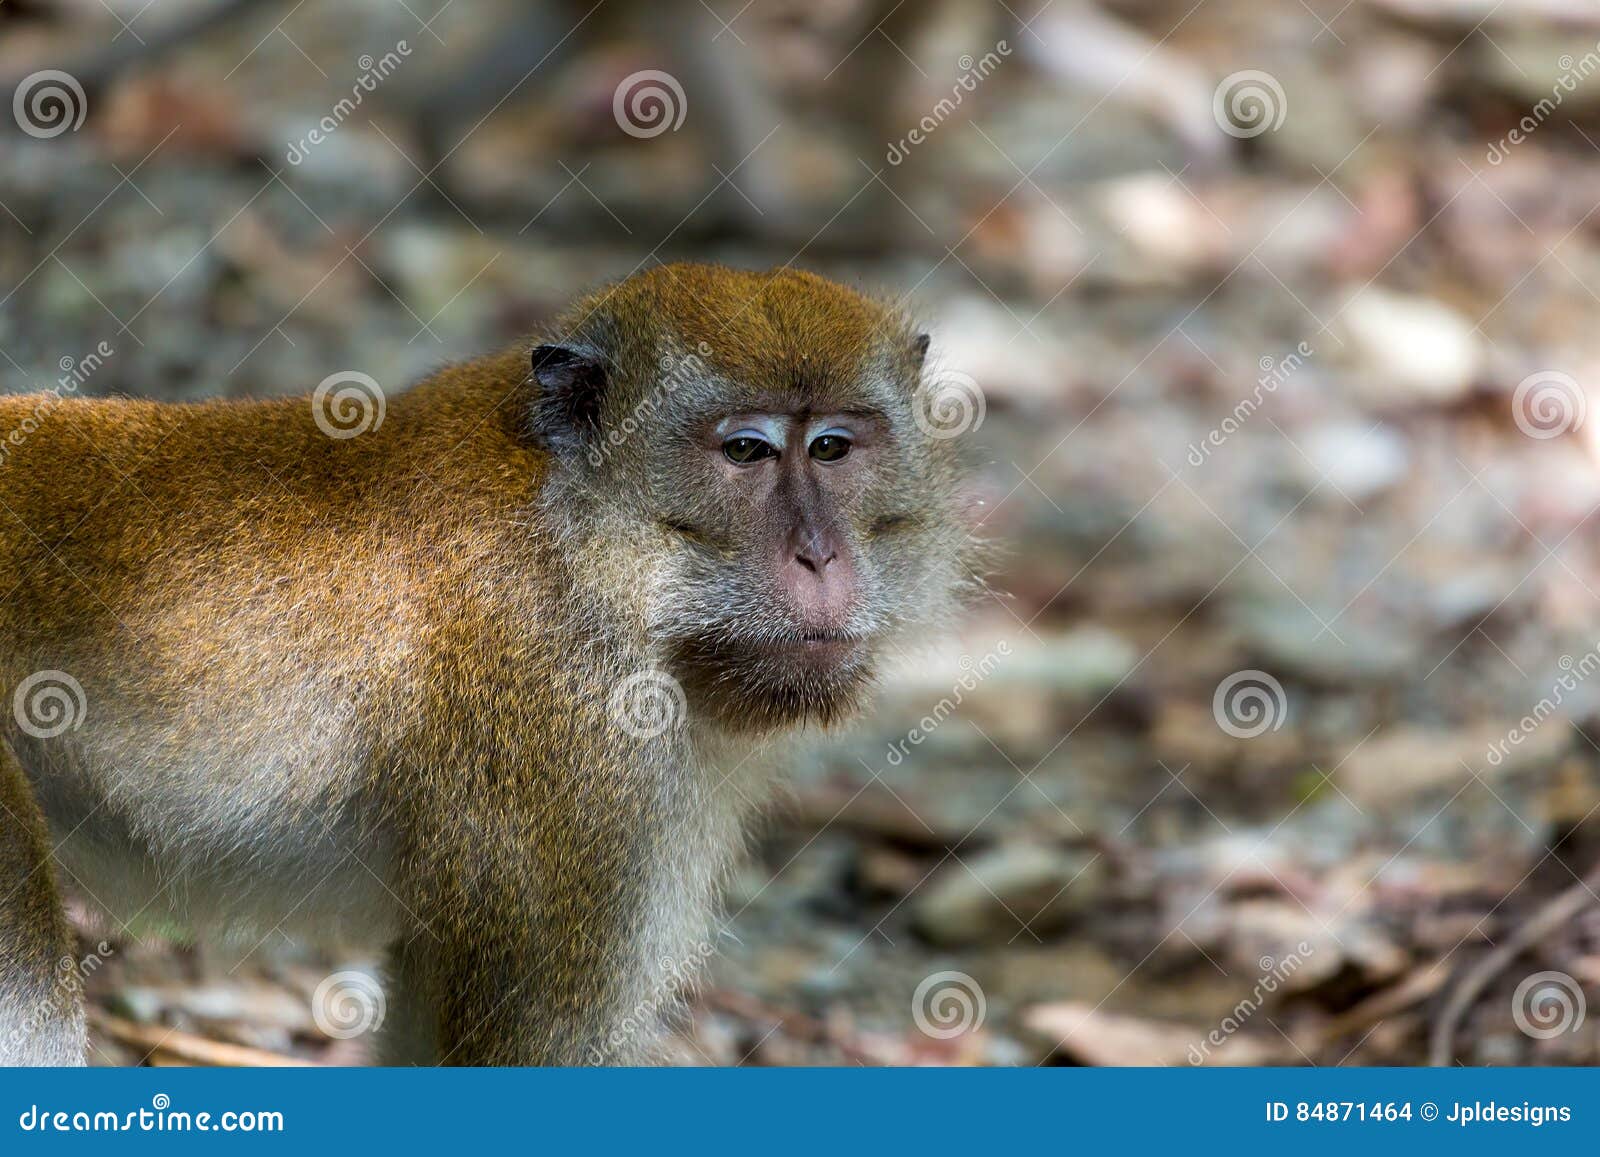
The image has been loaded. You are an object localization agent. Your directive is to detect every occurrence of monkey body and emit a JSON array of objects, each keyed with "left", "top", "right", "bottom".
[
  {"left": 0, "top": 363, "right": 524, "bottom": 949},
  {"left": 0, "top": 265, "right": 974, "bottom": 1064}
]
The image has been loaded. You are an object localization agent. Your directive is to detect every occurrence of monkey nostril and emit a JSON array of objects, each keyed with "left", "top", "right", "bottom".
[{"left": 795, "top": 549, "right": 836, "bottom": 575}]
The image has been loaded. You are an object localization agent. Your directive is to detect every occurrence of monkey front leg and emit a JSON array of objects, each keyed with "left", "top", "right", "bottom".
[
  {"left": 395, "top": 808, "right": 662, "bottom": 1066},
  {"left": 0, "top": 740, "right": 86, "bottom": 1065}
]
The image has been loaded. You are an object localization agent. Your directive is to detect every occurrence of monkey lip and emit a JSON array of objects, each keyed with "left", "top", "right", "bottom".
[
  {"left": 783, "top": 631, "right": 865, "bottom": 653},
  {"left": 759, "top": 633, "right": 873, "bottom": 676}
]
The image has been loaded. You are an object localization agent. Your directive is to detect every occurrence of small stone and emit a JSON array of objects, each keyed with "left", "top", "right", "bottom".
[
  {"left": 855, "top": 846, "right": 924, "bottom": 898},
  {"left": 930, "top": 296, "right": 1074, "bottom": 411},
  {"left": 912, "top": 844, "right": 1104, "bottom": 947},
  {"left": 1023, "top": 1001, "right": 1283, "bottom": 1066},
  {"left": 1000, "top": 627, "right": 1139, "bottom": 699},
  {"left": 1223, "top": 901, "right": 1344, "bottom": 993},
  {"left": 1427, "top": 569, "right": 1518, "bottom": 630},
  {"left": 1339, "top": 286, "right": 1483, "bottom": 408},
  {"left": 1296, "top": 422, "right": 1411, "bottom": 503},
  {"left": 1231, "top": 602, "right": 1420, "bottom": 685},
  {"left": 1338, "top": 722, "right": 1570, "bottom": 807},
  {"left": 1480, "top": 31, "right": 1600, "bottom": 114},
  {"left": 1097, "top": 173, "right": 1229, "bottom": 276}
]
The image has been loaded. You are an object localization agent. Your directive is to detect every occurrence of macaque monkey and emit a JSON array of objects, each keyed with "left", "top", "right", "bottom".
[{"left": 0, "top": 263, "right": 978, "bottom": 1065}]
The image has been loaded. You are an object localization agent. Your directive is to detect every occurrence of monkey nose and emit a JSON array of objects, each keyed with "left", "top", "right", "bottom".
[
  {"left": 794, "top": 544, "right": 837, "bottom": 574},
  {"left": 782, "top": 537, "right": 855, "bottom": 627}
]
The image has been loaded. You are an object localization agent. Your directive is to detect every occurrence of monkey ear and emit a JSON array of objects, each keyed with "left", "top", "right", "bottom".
[{"left": 528, "top": 343, "right": 607, "bottom": 452}]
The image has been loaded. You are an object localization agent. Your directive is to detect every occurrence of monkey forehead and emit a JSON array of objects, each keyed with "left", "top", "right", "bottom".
[{"left": 576, "top": 263, "right": 915, "bottom": 396}]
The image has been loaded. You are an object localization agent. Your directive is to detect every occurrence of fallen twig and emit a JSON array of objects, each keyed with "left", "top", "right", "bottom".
[
  {"left": 91, "top": 1011, "right": 318, "bottom": 1067},
  {"left": 1429, "top": 857, "right": 1600, "bottom": 1066},
  {"left": 1313, "top": 960, "right": 1450, "bottom": 1048}
]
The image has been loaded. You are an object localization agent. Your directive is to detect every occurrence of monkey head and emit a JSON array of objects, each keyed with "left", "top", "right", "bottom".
[{"left": 528, "top": 263, "right": 980, "bottom": 733}]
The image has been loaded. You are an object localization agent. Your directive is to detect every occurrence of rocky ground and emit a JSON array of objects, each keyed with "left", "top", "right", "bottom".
[{"left": 6, "top": 0, "right": 1600, "bottom": 1066}]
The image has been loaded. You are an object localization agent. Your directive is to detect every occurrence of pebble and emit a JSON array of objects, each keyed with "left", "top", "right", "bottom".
[
  {"left": 912, "top": 844, "right": 1105, "bottom": 947},
  {"left": 1339, "top": 286, "right": 1483, "bottom": 408}
]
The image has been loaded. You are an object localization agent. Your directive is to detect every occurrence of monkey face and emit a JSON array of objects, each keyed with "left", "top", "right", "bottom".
[
  {"left": 529, "top": 264, "right": 980, "bottom": 733},
  {"left": 645, "top": 388, "right": 973, "bottom": 732}
]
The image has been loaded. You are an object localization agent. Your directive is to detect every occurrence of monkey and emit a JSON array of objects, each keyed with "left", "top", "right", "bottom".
[{"left": 0, "top": 262, "right": 980, "bottom": 1065}]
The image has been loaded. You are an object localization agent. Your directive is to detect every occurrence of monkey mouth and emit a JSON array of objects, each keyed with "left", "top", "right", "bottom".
[
  {"left": 665, "top": 630, "right": 878, "bottom": 731},
  {"left": 795, "top": 629, "right": 862, "bottom": 647},
  {"left": 767, "top": 630, "right": 870, "bottom": 664}
]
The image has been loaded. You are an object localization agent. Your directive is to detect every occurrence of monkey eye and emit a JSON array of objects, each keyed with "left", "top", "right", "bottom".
[
  {"left": 808, "top": 433, "right": 852, "bottom": 462},
  {"left": 723, "top": 434, "right": 777, "bottom": 465}
]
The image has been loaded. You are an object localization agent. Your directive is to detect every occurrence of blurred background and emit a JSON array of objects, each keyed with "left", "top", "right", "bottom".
[{"left": 5, "top": 0, "right": 1600, "bottom": 1067}]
